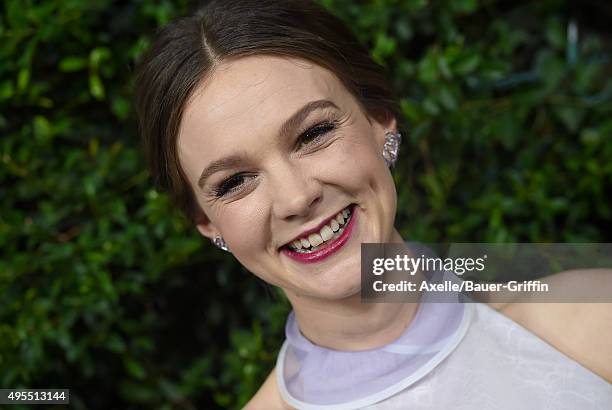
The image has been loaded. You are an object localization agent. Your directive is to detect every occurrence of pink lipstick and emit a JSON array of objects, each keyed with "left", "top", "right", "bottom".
[{"left": 281, "top": 205, "right": 358, "bottom": 264}]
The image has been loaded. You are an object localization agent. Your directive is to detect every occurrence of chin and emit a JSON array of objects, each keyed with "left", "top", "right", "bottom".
[
  {"left": 328, "top": 283, "right": 362, "bottom": 300},
  {"left": 309, "top": 262, "right": 362, "bottom": 300}
]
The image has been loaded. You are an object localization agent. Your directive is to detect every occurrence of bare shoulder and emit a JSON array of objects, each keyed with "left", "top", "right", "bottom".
[
  {"left": 490, "top": 268, "right": 612, "bottom": 383},
  {"left": 243, "top": 367, "right": 294, "bottom": 410}
]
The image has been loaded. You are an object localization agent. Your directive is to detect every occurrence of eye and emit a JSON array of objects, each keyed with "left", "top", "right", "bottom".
[
  {"left": 297, "top": 121, "right": 336, "bottom": 148},
  {"left": 214, "top": 173, "right": 254, "bottom": 197}
]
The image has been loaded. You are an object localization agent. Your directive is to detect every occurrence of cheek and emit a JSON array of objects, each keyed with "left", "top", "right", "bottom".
[
  {"left": 220, "top": 203, "right": 290, "bottom": 287},
  {"left": 333, "top": 131, "right": 392, "bottom": 195},
  {"left": 217, "top": 203, "right": 268, "bottom": 255},
  {"left": 334, "top": 129, "right": 398, "bottom": 234}
]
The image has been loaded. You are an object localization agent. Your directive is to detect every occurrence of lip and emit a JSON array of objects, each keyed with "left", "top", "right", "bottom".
[{"left": 281, "top": 205, "right": 357, "bottom": 264}]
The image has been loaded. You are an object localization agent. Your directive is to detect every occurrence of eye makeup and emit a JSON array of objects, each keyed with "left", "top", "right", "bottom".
[{"left": 208, "top": 109, "right": 347, "bottom": 199}]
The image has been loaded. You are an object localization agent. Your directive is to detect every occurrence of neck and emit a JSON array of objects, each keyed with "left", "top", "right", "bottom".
[{"left": 284, "top": 229, "right": 424, "bottom": 351}]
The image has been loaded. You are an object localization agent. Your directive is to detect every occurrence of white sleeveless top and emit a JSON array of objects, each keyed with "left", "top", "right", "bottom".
[{"left": 277, "top": 301, "right": 612, "bottom": 409}]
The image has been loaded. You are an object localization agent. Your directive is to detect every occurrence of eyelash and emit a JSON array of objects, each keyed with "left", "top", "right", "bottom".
[
  {"left": 295, "top": 121, "right": 337, "bottom": 148},
  {"left": 213, "top": 120, "right": 338, "bottom": 198}
]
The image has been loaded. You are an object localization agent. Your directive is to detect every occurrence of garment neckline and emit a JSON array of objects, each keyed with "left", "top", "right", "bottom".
[{"left": 276, "top": 275, "right": 474, "bottom": 409}]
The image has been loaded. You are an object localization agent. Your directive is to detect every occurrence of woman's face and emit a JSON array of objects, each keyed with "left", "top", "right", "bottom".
[{"left": 177, "top": 55, "right": 398, "bottom": 300}]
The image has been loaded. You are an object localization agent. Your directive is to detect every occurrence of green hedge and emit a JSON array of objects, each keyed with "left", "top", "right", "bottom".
[{"left": 1, "top": 0, "right": 610, "bottom": 408}]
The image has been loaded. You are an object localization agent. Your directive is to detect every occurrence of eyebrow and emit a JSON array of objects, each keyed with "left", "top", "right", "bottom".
[{"left": 197, "top": 99, "right": 339, "bottom": 188}]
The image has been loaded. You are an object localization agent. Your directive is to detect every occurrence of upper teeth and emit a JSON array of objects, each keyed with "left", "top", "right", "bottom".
[{"left": 289, "top": 207, "right": 352, "bottom": 251}]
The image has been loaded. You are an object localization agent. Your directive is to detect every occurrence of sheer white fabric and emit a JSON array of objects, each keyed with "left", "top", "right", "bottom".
[
  {"left": 364, "top": 302, "right": 612, "bottom": 409},
  {"left": 277, "top": 301, "right": 611, "bottom": 409}
]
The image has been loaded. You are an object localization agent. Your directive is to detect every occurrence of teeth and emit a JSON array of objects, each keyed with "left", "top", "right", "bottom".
[
  {"left": 308, "top": 233, "right": 323, "bottom": 247},
  {"left": 287, "top": 206, "right": 353, "bottom": 252},
  {"left": 320, "top": 225, "right": 333, "bottom": 241},
  {"left": 330, "top": 219, "right": 340, "bottom": 232}
]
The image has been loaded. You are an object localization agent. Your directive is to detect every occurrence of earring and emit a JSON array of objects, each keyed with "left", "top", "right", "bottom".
[
  {"left": 382, "top": 130, "right": 402, "bottom": 168},
  {"left": 212, "top": 236, "right": 230, "bottom": 252}
]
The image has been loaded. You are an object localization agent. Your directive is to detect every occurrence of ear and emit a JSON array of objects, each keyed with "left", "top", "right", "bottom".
[
  {"left": 370, "top": 109, "right": 398, "bottom": 147},
  {"left": 194, "top": 208, "right": 219, "bottom": 240}
]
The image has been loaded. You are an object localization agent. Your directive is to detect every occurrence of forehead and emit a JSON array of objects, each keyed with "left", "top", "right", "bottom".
[
  {"left": 177, "top": 56, "right": 353, "bottom": 176},
  {"left": 183, "top": 55, "right": 346, "bottom": 129}
]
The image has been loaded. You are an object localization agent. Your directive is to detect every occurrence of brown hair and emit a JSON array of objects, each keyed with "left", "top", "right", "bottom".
[{"left": 134, "top": 0, "right": 399, "bottom": 221}]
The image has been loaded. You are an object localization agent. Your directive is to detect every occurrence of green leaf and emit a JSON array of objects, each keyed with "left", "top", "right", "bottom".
[
  {"left": 422, "top": 98, "right": 440, "bottom": 116},
  {"left": 453, "top": 52, "right": 480, "bottom": 75},
  {"left": 89, "top": 74, "right": 105, "bottom": 100},
  {"left": 33, "top": 116, "right": 52, "bottom": 142},
  {"left": 111, "top": 97, "right": 131, "bottom": 120},
  {"left": 0, "top": 81, "right": 15, "bottom": 101},
  {"left": 89, "top": 47, "right": 111, "bottom": 69},
  {"left": 59, "top": 56, "right": 88, "bottom": 72},
  {"left": 437, "top": 86, "right": 458, "bottom": 111},
  {"left": 17, "top": 67, "right": 30, "bottom": 92},
  {"left": 124, "top": 358, "right": 146, "bottom": 380}
]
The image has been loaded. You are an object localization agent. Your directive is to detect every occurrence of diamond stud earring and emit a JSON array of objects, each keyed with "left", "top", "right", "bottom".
[
  {"left": 382, "top": 130, "right": 402, "bottom": 168},
  {"left": 212, "top": 236, "right": 229, "bottom": 252}
]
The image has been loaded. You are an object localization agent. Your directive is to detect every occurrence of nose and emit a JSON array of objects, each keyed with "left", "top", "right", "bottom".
[{"left": 270, "top": 162, "right": 322, "bottom": 220}]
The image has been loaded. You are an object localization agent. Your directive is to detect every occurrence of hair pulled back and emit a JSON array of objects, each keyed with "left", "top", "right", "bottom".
[{"left": 134, "top": 0, "right": 399, "bottom": 221}]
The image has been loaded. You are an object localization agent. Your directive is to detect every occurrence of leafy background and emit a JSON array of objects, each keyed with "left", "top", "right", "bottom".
[{"left": 1, "top": 0, "right": 610, "bottom": 408}]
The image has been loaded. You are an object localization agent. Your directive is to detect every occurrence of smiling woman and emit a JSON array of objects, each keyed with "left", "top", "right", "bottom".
[
  {"left": 176, "top": 55, "right": 400, "bottom": 302},
  {"left": 133, "top": 0, "right": 612, "bottom": 409}
]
